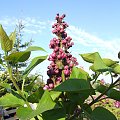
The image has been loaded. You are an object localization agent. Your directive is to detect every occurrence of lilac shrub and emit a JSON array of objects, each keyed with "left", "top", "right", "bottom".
[{"left": 43, "top": 14, "right": 78, "bottom": 90}]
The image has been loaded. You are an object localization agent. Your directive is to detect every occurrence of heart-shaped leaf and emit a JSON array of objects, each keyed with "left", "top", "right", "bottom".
[{"left": 80, "top": 52, "right": 111, "bottom": 72}]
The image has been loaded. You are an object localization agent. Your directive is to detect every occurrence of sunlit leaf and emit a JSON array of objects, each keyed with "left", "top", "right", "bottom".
[
  {"left": 0, "top": 24, "right": 12, "bottom": 52},
  {"left": 81, "top": 52, "right": 110, "bottom": 72},
  {"left": 80, "top": 52, "right": 96, "bottom": 63},
  {"left": 113, "top": 64, "right": 120, "bottom": 74},
  {"left": 9, "top": 30, "right": 16, "bottom": 49},
  {"left": 93, "top": 53, "right": 110, "bottom": 72},
  {"left": 0, "top": 83, "right": 11, "bottom": 89},
  {"left": 5, "top": 51, "right": 31, "bottom": 63},
  {"left": 17, "top": 90, "right": 57, "bottom": 120},
  {"left": 0, "top": 93, "right": 25, "bottom": 107},
  {"left": 70, "top": 66, "right": 91, "bottom": 80},
  {"left": 102, "top": 58, "right": 118, "bottom": 67},
  {"left": 50, "top": 91, "right": 61, "bottom": 101},
  {"left": 23, "top": 55, "right": 48, "bottom": 78},
  {"left": 26, "top": 46, "right": 47, "bottom": 52}
]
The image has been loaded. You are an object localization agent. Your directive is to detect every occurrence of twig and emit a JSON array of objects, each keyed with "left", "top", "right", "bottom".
[{"left": 89, "top": 77, "right": 120, "bottom": 107}]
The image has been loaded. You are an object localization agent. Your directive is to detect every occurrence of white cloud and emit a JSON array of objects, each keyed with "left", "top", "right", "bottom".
[
  {"left": 0, "top": 17, "right": 49, "bottom": 34},
  {"left": 23, "top": 28, "right": 38, "bottom": 34},
  {"left": 67, "top": 25, "right": 120, "bottom": 60},
  {"left": 67, "top": 25, "right": 120, "bottom": 83}
]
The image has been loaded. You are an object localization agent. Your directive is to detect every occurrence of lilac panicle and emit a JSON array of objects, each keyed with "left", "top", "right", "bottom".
[{"left": 43, "top": 14, "right": 78, "bottom": 90}]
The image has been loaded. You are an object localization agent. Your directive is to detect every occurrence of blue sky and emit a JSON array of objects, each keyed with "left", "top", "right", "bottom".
[{"left": 0, "top": 0, "right": 120, "bottom": 82}]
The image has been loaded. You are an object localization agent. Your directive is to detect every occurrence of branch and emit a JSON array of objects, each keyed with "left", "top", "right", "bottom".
[{"left": 89, "top": 77, "right": 120, "bottom": 107}]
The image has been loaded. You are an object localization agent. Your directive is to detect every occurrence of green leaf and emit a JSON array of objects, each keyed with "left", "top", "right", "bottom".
[
  {"left": 67, "top": 92, "right": 90, "bottom": 104},
  {"left": 96, "top": 84, "right": 120, "bottom": 101},
  {"left": 5, "top": 51, "right": 31, "bottom": 63},
  {"left": 102, "top": 58, "right": 118, "bottom": 67},
  {"left": 53, "top": 78, "right": 91, "bottom": 93},
  {"left": 0, "top": 24, "right": 12, "bottom": 52},
  {"left": 27, "top": 87, "right": 44, "bottom": 103},
  {"left": 36, "top": 90, "right": 58, "bottom": 113},
  {"left": 68, "top": 67, "right": 93, "bottom": 103},
  {"left": 0, "top": 58, "right": 3, "bottom": 64},
  {"left": 26, "top": 46, "right": 47, "bottom": 52},
  {"left": 24, "top": 75, "right": 39, "bottom": 92},
  {"left": 42, "top": 108, "right": 66, "bottom": 120},
  {"left": 23, "top": 55, "right": 48, "bottom": 78},
  {"left": 113, "top": 64, "right": 120, "bottom": 74},
  {"left": 17, "top": 90, "right": 57, "bottom": 120},
  {"left": 17, "top": 107, "right": 33, "bottom": 120},
  {"left": 50, "top": 91, "right": 61, "bottom": 101},
  {"left": 82, "top": 103, "right": 92, "bottom": 114},
  {"left": 80, "top": 52, "right": 96, "bottom": 63},
  {"left": 9, "top": 30, "right": 16, "bottom": 49},
  {"left": 80, "top": 52, "right": 110, "bottom": 72},
  {"left": 91, "top": 107, "right": 117, "bottom": 120},
  {"left": 0, "top": 83, "right": 11, "bottom": 89},
  {"left": 0, "top": 93, "right": 25, "bottom": 107},
  {"left": 93, "top": 53, "right": 110, "bottom": 72},
  {"left": 70, "top": 66, "right": 91, "bottom": 80}
]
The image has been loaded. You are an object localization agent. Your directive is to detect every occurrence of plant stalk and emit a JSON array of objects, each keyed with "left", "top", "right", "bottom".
[
  {"left": 5, "top": 52, "right": 31, "bottom": 109},
  {"left": 89, "top": 77, "right": 120, "bottom": 107}
]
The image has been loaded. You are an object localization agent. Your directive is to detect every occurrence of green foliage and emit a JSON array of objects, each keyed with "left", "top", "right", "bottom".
[
  {"left": 96, "top": 84, "right": 120, "bottom": 101},
  {"left": 0, "top": 18, "right": 120, "bottom": 120},
  {"left": 53, "top": 78, "right": 90, "bottom": 93},
  {"left": 23, "top": 55, "right": 48, "bottom": 78},
  {"left": 9, "top": 30, "right": 16, "bottom": 49},
  {"left": 0, "top": 83, "right": 11, "bottom": 90},
  {"left": 0, "top": 25, "right": 15, "bottom": 52},
  {"left": 17, "top": 90, "right": 57, "bottom": 120},
  {"left": 26, "top": 46, "right": 47, "bottom": 52},
  {"left": 102, "top": 58, "right": 118, "bottom": 67},
  {"left": 42, "top": 108, "right": 66, "bottom": 120},
  {"left": 80, "top": 52, "right": 111, "bottom": 72},
  {"left": 0, "top": 93, "right": 25, "bottom": 107},
  {"left": 27, "top": 87, "right": 44, "bottom": 103},
  {"left": 70, "top": 66, "right": 91, "bottom": 80},
  {"left": 5, "top": 51, "right": 31, "bottom": 63},
  {"left": 91, "top": 107, "right": 117, "bottom": 120},
  {"left": 113, "top": 64, "right": 120, "bottom": 74}
]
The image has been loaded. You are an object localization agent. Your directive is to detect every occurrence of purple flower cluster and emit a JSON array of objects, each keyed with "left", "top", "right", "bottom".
[{"left": 43, "top": 14, "right": 78, "bottom": 90}]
